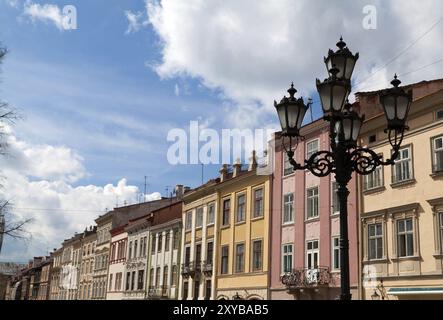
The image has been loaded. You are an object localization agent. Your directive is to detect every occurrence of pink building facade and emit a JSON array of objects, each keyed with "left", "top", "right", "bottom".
[{"left": 269, "top": 119, "right": 359, "bottom": 300}]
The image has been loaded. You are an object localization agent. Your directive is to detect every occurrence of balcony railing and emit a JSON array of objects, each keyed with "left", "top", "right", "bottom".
[
  {"left": 201, "top": 261, "right": 213, "bottom": 276},
  {"left": 181, "top": 261, "right": 201, "bottom": 278},
  {"left": 148, "top": 286, "right": 169, "bottom": 299},
  {"left": 281, "top": 267, "right": 332, "bottom": 290}
]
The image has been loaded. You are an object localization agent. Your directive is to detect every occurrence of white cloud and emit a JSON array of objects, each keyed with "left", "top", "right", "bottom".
[
  {"left": 5, "top": 0, "right": 20, "bottom": 8},
  {"left": 125, "top": 10, "right": 149, "bottom": 34},
  {"left": 145, "top": 0, "right": 443, "bottom": 128},
  {"left": 23, "top": 1, "right": 66, "bottom": 31},
  {"left": 174, "top": 83, "right": 180, "bottom": 96},
  {"left": 0, "top": 126, "right": 161, "bottom": 261}
]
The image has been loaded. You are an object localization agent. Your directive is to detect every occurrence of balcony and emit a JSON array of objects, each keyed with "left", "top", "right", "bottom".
[
  {"left": 201, "top": 261, "right": 213, "bottom": 276},
  {"left": 181, "top": 261, "right": 201, "bottom": 278},
  {"left": 281, "top": 267, "right": 333, "bottom": 291},
  {"left": 147, "top": 286, "right": 169, "bottom": 299}
]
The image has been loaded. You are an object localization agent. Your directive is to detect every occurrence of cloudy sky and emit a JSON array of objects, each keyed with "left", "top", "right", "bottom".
[{"left": 0, "top": 0, "right": 442, "bottom": 262}]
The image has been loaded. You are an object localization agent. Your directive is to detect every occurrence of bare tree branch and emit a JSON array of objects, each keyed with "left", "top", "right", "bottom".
[{"left": 1, "top": 201, "right": 33, "bottom": 240}]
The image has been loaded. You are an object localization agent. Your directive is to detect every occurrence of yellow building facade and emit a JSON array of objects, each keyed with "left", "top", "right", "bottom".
[
  {"left": 215, "top": 162, "right": 271, "bottom": 300},
  {"left": 358, "top": 82, "right": 443, "bottom": 300}
]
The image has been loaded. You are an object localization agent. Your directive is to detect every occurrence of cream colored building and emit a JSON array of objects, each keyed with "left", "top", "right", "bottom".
[
  {"left": 357, "top": 80, "right": 443, "bottom": 300},
  {"left": 49, "top": 248, "right": 62, "bottom": 300},
  {"left": 78, "top": 227, "right": 96, "bottom": 300},
  {"left": 93, "top": 214, "right": 112, "bottom": 300},
  {"left": 178, "top": 181, "right": 218, "bottom": 300},
  {"left": 106, "top": 226, "right": 127, "bottom": 300}
]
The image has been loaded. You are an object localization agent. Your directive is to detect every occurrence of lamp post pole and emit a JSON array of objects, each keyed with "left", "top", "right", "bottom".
[{"left": 275, "top": 38, "right": 412, "bottom": 300}]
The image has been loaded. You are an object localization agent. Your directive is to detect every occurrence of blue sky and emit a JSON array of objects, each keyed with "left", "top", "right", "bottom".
[
  {"left": 1, "top": 0, "right": 224, "bottom": 193},
  {"left": 1, "top": 0, "right": 442, "bottom": 261}
]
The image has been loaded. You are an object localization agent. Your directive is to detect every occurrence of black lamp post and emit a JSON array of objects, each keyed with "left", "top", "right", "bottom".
[{"left": 274, "top": 38, "right": 412, "bottom": 300}]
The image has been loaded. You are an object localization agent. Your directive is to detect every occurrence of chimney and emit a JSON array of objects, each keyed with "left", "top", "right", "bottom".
[
  {"left": 175, "top": 185, "right": 184, "bottom": 199},
  {"left": 184, "top": 186, "right": 191, "bottom": 193},
  {"left": 249, "top": 150, "right": 258, "bottom": 171},
  {"left": 219, "top": 164, "right": 228, "bottom": 182},
  {"left": 233, "top": 159, "right": 242, "bottom": 177}
]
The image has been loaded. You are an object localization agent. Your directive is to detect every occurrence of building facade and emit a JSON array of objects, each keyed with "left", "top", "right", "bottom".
[
  {"left": 78, "top": 227, "right": 97, "bottom": 300},
  {"left": 358, "top": 79, "right": 443, "bottom": 300},
  {"left": 106, "top": 226, "right": 127, "bottom": 300},
  {"left": 92, "top": 214, "right": 112, "bottom": 300},
  {"left": 215, "top": 158, "right": 271, "bottom": 300},
  {"left": 147, "top": 200, "right": 182, "bottom": 300},
  {"left": 49, "top": 248, "right": 62, "bottom": 300},
  {"left": 179, "top": 181, "right": 219, "bottom": 300},
  {"left": 270, "top": 121, "right": 359, "bottom": 300}
]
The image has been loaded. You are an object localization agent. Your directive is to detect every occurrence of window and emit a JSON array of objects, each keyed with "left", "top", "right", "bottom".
[
  {"left": 282, "top": 244, "right": 293, "bottom": 273},
  {"left": 165, "top": 233, "right": 170, "bottom": 252},
  {"left": 253, "top": 188, "right": 264, "bottom": 218},
  {"left": 137, "top": 270, "right": 144, "bottom": 290},
  {"left": 306, "top": 139, "right": 319, "bottom": 160},
  {"left": 128, "top": 242, "right": 132, "bottom": 260},
  {"left": 392, "top": 146, "right": 413, "bottom": 183},
  {"left": 437, "top": 109, "right": 443, "bottom": 120},
  {"left": 172, "top": 265, "right": 178, "bottom": 286},
  {"left": 432, "top": 136, "right": 443, "bottom": 173},
  {"left": 221, "top": 246, "right": 229, "bottom": 275},
  {"left": 369, "top": 134, "right": 377, "bottom": 143},
  {"left": 205, "top": 280, "right": 211, "bottom": 300},
  {"left": 235, "top": 243, "right": 245, "bottom": 273},
  {"left": 109, "top": 274, "right": 113, "bottom": 291},
  {"left": 163, "top": 266, "right": 168, "bottom": 287},
  {"left": 183, "top": 282, "right": 189, "bottom": 300},
  {"left": 397, "top": 219, "right": 414, "bottom": 257},
  {"left": 206, "top": 241, "right": 213, "bottom": 263},
  {"left": 222, "top": 199, "right": 230, "bottom": 226},
  {"left": 368, "top": 223, "right": 383, "bottom": 260},
  {"left": 193, "top": 280, "right": 199, "bottom": 300},
  {"left": 143, "top": 237, "right": 147, "bottom": 256},
  {"left": 125, "top": 272, "right": 130, "bottom": 291},
  {"left": 196, "top": 207, "right": 204, "bottom": 228},
  {"left": 283, "top": 193, "right": 294, "bottom": 223},
  {"left": 156, "top": 267, "right": 161, "bottom": 287},
  {"left": 134, "top": 240, "right": 138, "bottom": 258},
  {"left": 195, "top": 244, "right": 202, "bottom": 263},
  {"left": 185, "top": 246, "right": 191, "bottom": 265},
  {"left": 284, "top": 155, "right": 294, "bottom": 176},
  {"left": 149, "top": 268, "right": 154, "bottom": 287},
  {"left": 151, "top": 235, "right": 156, "bottom": 252},
  {"left": 307, "top": 187, "right": 319, "bottom": 219},
  {"left": 306, "top": 240, "right": 319, "bottom": 269},
  {"left": 185, "top": 212, "right": 192, "bottom": 230},
  {"left": 158, "top": 235, "right": 163, "bottom": 253},
  {"left": 236, "top": 194, "right": 246, "bottom": 223},
  {"left": 173, "top": 230, "right": 180, "bottom": 250},
  {"left": 252, "top": 240, "right": 263, "bottom": 271},
  {"left": 332, "top": 237, "right": 340, "bottom": 270},
  {"left": 331, "top": 182, "right": 340, "bottom": 214},
  {"left": 440, "top": 213, "right": 443, "bottom": 253},
  {"left": 131, "top": 271, "right": 136, "bottom": 291},
  {"left": 364, "top": 166, "right": 383, "bottom": 190},
  {"left": 207, "top": 203, "right": 215, "bottom": 225}
]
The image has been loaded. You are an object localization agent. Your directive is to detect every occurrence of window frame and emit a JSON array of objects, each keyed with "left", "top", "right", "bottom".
[
  {"left": 368, "top": 222, "right": 384, "bottom": 260},
  {"left": 220, "top": 245, "right": 229, "bottom": 275},
  {"left": 251, "top": 239, "right": 263, "bottom": 272},
  {"left": 363, "top": 164, "right": 384, "bottom": 191},
  {"left": 332, "top": 236, "right": 340, "bottom": 270},
  {"left": 207, "top": 203, "right": 215, "bottom": 225},
  {"left": 283, "top": 193, "right": 294, "bottom": 224},
  {"left": 396, "top": 218, "right": 414, "bottom": 258},
  {"left": 431, "top": 135, "right": 443, "bottom": 173},
  {"left": 306, "top": 240, "right": 319, "bottom": 269},
  {"left": 235, "top": 242, "right": 245, "bottom": 274},
  {"left": 222, "top": 198, "right": 231, "bottom": 227},
  {"left": 306, "top": 139, "right": 319, "bottom": 160},
  {"left": 281, "top": 243, "right": 293, "bottom": 274},
  {"left": 196, "top": 207, "right": 204, "bottom": 228},
  {"left": 331, "top": 181, "right": 340, "bottom": 215},
  {"left": 306, "top": 186, "right": 319, "bottom": 220},
  {"left": 392, "top": 145, "right": 414, "bottom": 184},
  {"left": 185, "top": 211, "right": 193, "bottom": 231},
  {"left": 236, "top": 193, "right": 246, "bottom": 223},
  {"left": 253, "top": 187, "right": 264, "bottom": 218}
]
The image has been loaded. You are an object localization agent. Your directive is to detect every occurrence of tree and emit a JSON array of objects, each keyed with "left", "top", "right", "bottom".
[{"left": 0, "top": 44, "right": 30, "bottom": 256}]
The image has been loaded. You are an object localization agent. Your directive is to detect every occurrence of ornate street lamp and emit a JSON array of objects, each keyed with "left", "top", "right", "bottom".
[{"left": 274, "top": 38, "right": 412, "bottom": 300}]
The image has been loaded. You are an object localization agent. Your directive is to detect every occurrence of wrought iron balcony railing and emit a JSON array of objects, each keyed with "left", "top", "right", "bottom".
[
  {"left": 201, "top": 260, "right": 213, "bottom": 276},
  {"left": 281, "top": 267, "right": 332, "bottom": 290}
]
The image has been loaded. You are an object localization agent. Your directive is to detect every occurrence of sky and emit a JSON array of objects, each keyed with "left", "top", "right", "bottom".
[{"left": 0, "top": 0, "right": 442, "bottom": 262}]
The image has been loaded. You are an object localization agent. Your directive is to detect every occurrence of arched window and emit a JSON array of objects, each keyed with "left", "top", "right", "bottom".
[
  {"left": 149, "top": 268, "right": 154, "bottom": 287},
  {"left": 172, "top": 265, "right": 178, "bottom": 286},
  {"left": 156, "top": 267, "right": 161, "bottom": 287},
  {"left": 163, "top": 266, "right": 169, "bottom": 287}
]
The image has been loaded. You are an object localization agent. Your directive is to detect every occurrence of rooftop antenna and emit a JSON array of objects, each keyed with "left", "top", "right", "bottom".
[{"left": 308, "top": 97, "right": 314, "bottom": 123}]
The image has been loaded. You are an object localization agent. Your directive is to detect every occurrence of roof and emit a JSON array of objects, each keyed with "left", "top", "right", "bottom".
[
  {"left": 151, "top": 201, "right": 183, "bottom": 226},
  {"left": 356, "top": 78, "right": 443, "bottom": 96}
]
